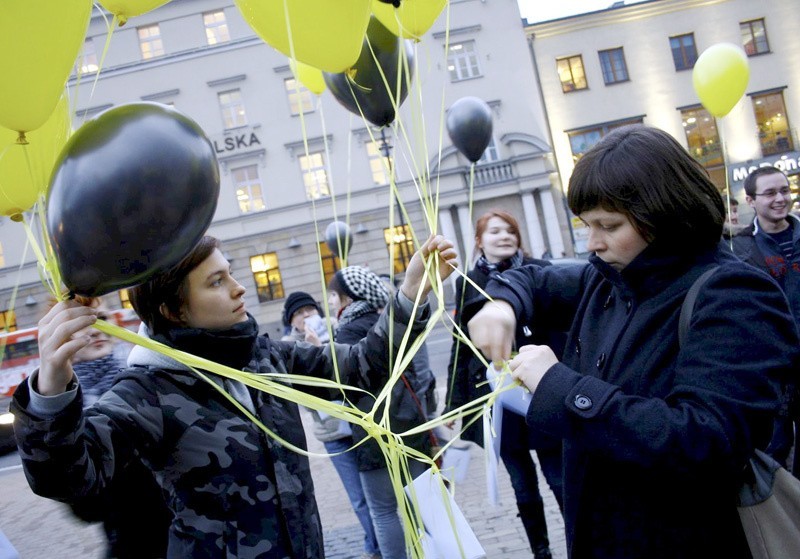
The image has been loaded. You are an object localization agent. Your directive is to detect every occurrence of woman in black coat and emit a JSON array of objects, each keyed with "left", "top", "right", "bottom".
[
  {"left": 469, "top": 125, "right": 798, "bottom": 558},
  {"left": 446, "top": 209, "right": 564, "bottom": 559}
]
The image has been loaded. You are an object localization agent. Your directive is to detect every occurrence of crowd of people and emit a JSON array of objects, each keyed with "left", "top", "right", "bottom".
[{"left": 8, "top": 123, "right": 799, "bottom": 558}]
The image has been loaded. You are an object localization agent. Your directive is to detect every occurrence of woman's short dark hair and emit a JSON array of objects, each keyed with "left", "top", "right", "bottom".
[
  {"left": 129, "top": 236, "right": 220, "bottom": 336},
  {"left": 567, "top": 124, "right": 724, "bottom": 252}
]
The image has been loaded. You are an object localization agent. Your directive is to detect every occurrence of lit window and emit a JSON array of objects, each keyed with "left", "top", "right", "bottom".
[
  {"left": 118, "top": 289, "right": 132, "bottom": 310},
  {"left": 0, "top": 310, "right": 16, "bottom": 333},
  {"left": 383, "top": 225, "right": 414, "bottom": 274},
  {"left": 681, "top": 107, "right": 722, "bottom": 167},
  {"left": 740, "top": 19, "right": 769, "bottom": 56},
  {"left": 203, "top": 10, "right": 230, "bottom": 45},
  {"left": 218, "top": 89, "right": 247, "bottom": 129},
  {"left": 300, "top": 151, "right": 330, "bottom": 200},
  {"left": 138, "top": 24, "right": 164, "bottom": 60},
  {"left": 752, "top": 92, "right": 794, "bottom": 156},
  {"left": 556, "top": 55, "right": 587, "bottom": 93},
  {"left": 233, "top": 165, "right": 265, "bottom": 213},
  {"left": 568, "top": 118, "right": 643, "bottom": 162},
  {"left": 669, "top": 33, "right": 697, "bottom": 71},
  {"left": 79, "top": 38, "right": 98, "bottom": 74},
  {"left": 366, "top": 140, "right": 391, "bottom": 185},
  {"left": 318, "top": 242, "right": 341, "bottom": 286},
  {"left": 285, "top": 78, "right": 314, "bottom": 115},
  {"left": 598, "top": 48, "right": 628, "bottom": 85},
  {"left": 447, "top": 41, "right": 481, "bottom": 81},
  {"left": 250, "top": 253, "right": 284, "bottom": 303},
  {"left": 0, "top": 241, "right": 5, "bottom": 268}
]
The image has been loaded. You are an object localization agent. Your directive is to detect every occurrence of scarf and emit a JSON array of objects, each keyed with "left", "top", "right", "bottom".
[
  {"left": 73, "top": 353, "right": 124, "bottom": 397},
  {"left": 474, "top": 249, "right": 525, "bottom": 275},
  {"left": 338, "top": 299, "right": 376, "bottom": 327}
]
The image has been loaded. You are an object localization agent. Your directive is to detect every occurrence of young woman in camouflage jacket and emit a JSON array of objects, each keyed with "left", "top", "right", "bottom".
[{"left": 12, "top": 235, "right": 456, "bottom": 559}]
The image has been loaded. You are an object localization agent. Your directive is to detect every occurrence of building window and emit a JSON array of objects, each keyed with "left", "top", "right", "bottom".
[
  {"left": 752, "top": 91, "right": 794, "bottom": 156},
  {"left": 669, "top": 33, "right": 697, "bottom": 71},
  {"left": 250, "top": 253, "right": 284, "bottom": 303},
  {"left": 218, "top": 89, "right": 247, "bottom": 129},
  {"left": 598, "top": 48, "right": 628, "bottom": 85},
  {"left": 447, "top": 41, "right": 481, "bottom": 81},
  {"left": 556, "top": 55, "right": 587, "bottom": 93},
  {"left": 0, "top": 241, "right": 5, "bottom": 268},
  {"left": 233, "top": 165, "right": 266, "bottom": 213},
  {"left": 681, "top": 107, "right": 722, "bottom": 167},
  {"left": 79, "top": 38, "right": 98, "bottom": 74},
  {"left": 567, "top": 118, "right": 643, "bottom": 162},
  {"left": 300, "top": 151, "right": 330, "bottom": 200},
  {"left": 383, "top": 225, "right": 414, "bottom": 274},
  {"left": 285, "top": 78, "right": 314, "bottom": 116},
  {"left": 204, "top": 10, "right": 230, "bottom": 45},
  {"left": 318, "top": 242, "right": 341, "bottom": 286},
  {"left": 476, "top": 137, "right": 500, "bottom": 164},
  {"left": 0, "top": 309, "right": 16, "bottom": 333},
  {"left": 367, "top": 140, "right": 391, "bottom": 185},
  {"left": 740, "top": 19, "right": 769, "bottom": 56},
  {"left": 138, "top": 24, "right": 164, "bottom": 60},
  {"left": 118, "top": 289, "right": 132, "bottom": 309}
]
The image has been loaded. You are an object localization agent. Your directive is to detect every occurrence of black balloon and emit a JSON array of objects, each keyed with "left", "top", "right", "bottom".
[
  {"left": 446, "top": 96, "right": 494, "bottom": 163},
  {"left": 324, "top": 17, "right": 414, "bottom": 127},
  {"left": 47, "top": 102, "right": 220, "bottom": 296},
  {"left": 325, "top": 221, "right": 352, "bottom": 258}
]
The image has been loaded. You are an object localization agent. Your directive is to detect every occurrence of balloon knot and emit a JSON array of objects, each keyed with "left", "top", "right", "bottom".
[
  {"left": 9, "top": 212, "right": 23, "bottom": 222},
  {"left": 15, "top": 132, "right": 28, "bottom": 145},
  {"left": 118, "top": 16, "right": 128, "bottom": 26}
]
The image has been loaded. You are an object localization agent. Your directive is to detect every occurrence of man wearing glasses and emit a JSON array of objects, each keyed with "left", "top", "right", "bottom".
[{"left": 732, "top": 165, "right": 799, "bottom": 478}]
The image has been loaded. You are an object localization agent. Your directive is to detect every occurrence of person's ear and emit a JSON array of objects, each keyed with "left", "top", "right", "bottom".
[
  {"left": 745, "top": 195, "right": 755, "bottom": 208},
  {"left": 159, "top": 302, "right": 184, "bottom": 323}
]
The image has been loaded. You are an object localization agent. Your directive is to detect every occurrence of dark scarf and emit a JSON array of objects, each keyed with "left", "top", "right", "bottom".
[
  {"left": 474, "top": 249, "right": 525, "bottom": 275},
  {"left": 338, "top": 300, "right": 376, "bottom": 327},
  {"left": 72, "top": 353, "right": 123, "bottom": 397},
  {"left": 152, "top": 314, "right": 259, "bottom": 371}
]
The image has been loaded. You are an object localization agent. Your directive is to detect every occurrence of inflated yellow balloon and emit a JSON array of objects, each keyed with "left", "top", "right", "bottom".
[
  {"left": 0, "top": 96, "right": 71, "bottom": 220},
  {"left": 0, "top": 0, "right": 90, "bottom": 135},
  {"left": 692, "top": 43, "right": 750, "bottom": 118},
  {"left": 99, "top": 0, "right": 172, "bottom": 25},
  {"left": 235, "top": 0, "right": 371, "bottom": 73},
  {"left": 371, "top": 0, "right": 446, "bottom": 40},
  {"left": 290, "top": 59, "right": 327, "bottom": 95}
]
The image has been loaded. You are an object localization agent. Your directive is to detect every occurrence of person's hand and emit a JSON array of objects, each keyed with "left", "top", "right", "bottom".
[
  {"left": 400, "top": 235, "right": 458, "bottom": 301},
  {"left": 36, "top": 300, "right": 99, "bottom": 395},
  {"left": 509, "top": 344, "right": 558, "bottom": 394},
  {"left": 304, "top": 327, "right": 322, "bottom": 347},
  {"left": 467, "top": 300, "right": 517, "bottom": 364}
]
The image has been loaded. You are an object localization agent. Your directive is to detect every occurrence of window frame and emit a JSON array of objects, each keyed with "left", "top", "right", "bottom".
[
  {"left": 218, "top": 89, "right": 248, "bottom": 130},
  {"left": 299, "top": 151, "right": 330, "bottom": 200},
  {"left": 740, "top": 18, "right": 770, "bottom": 56},
  {"left": 250, "top": 253, "right": 284, "bottom": 303},
  {"left": 317, "top": 242, "right": 341, "bottom": 286},
  {"left": 203, "top": 10, "right": 231, "bottom": 46},
  {"left": 669, "top": 33, "right": 698, "bottom": 71},
  {"left": 598, "top": 47, "right": 629, "bottom": 85},
  {"left": 232, "top": 164, "right": 266, "bottom": 214},
  {"left": 556, "top": 55, "right": 588, "bottom": 93},
  {"left": 446, "top": 41, "right": 482, "bottom": 82},
  {"left": 383, "top": 224, "right": 414, "bottom": 274},
  {"left": 284, "top": 78, "right": 315, "bottom": 116},
  {"left": 137, "top": 24, "right": 165, "bottom": 60}
]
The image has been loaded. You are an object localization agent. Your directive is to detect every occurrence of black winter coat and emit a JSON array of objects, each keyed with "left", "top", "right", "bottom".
[
  {"left": 335, "top": 310, "right": 435, "bottom": 471},
  {"left": 486, "top": 243, "right": 798, "bottom": 558}
]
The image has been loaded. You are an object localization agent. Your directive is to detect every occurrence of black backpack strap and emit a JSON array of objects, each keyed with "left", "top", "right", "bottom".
[{"left": 678, "top": 266, "right": 720, "bottom": 348}]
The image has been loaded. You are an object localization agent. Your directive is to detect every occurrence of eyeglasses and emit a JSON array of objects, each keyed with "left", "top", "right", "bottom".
[{"left": 753, "top": 187, "right": 792, "bottom": 199}]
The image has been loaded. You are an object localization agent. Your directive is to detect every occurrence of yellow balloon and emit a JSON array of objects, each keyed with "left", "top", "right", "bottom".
[
  {"left": 0, "top": 0, "right": 91, "bottom": 135},
  {"left": 235, "top": 0, "right": 371, "bottom": 73},
  {"left": 0, "top": 96, "right": 71, "bottom": 220},
  {"left": 99, "top": 0, "right": 172, "bottom": 25},
  {"left": 290, "top": 59, "right": 327, "bottom": 95},
  {"left": 371, "top": 0, "right": 446, "bottom": 40},
  {"left": 692, "top": 43, "right": 750, "bottom": 118}
]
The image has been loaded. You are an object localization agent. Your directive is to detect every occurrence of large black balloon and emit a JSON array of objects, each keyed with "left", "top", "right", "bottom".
[
  {"left": 324, "top": 17, "right": 415, "bottom": 127},
  {"left": 325, "top": 221, "right": 352, "bottom": 258},
  {"left": 47, "top": 102, "right": 219, "bottom": 296},
  {"left": 446, "top": 96, "right": 494, "bottom": 163}
]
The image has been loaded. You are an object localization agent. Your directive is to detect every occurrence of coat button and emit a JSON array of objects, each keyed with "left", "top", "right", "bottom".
[
  {"left": 574, "top": 394, "right": 592, "bottom": 410},
  {"left": 596, "top": 353, "right": 606, "bottom": 369}
]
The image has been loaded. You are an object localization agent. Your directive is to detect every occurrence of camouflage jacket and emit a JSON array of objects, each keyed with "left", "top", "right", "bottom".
[{"left": 12, "top": 295, "right": 429, "bottom": 559}]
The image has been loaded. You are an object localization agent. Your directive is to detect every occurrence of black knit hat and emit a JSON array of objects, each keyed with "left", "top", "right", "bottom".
[
  {"left": 282, "top": 291, "right": 321, "bottom": 327},
  {"left": 330, "top": 267, "right": 389, "bottom": 311}
]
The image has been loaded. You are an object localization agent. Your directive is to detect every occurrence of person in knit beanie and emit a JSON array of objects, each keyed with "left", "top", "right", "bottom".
[
  {"left": 281, "top": 291, "right": 328, "bottom": 343},
  {"left": 327, "top": 267, "right": 389, "bottom": 326}
]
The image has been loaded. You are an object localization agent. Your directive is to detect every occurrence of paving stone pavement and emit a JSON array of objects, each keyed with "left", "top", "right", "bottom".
[{"left": 302, "top": 406, "right": 567, "bottom": 559}]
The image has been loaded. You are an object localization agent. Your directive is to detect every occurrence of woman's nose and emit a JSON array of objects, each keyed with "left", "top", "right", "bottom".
[{"left": 232, "top": 280, "right": 246, "bottom": 297}]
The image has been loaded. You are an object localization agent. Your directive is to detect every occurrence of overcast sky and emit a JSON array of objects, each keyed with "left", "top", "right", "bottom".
[{"left": 518, "top": 0, "right": 649, "bottom": 24}]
